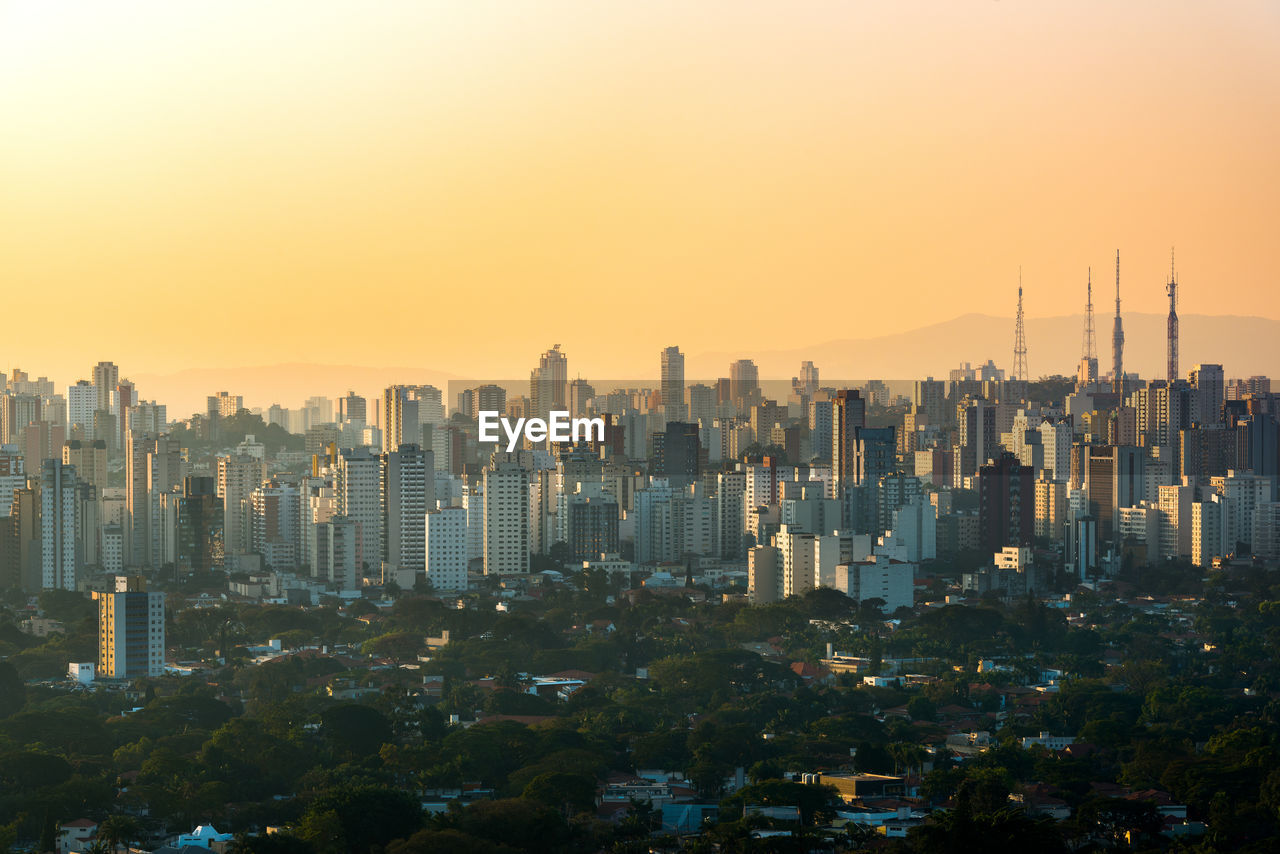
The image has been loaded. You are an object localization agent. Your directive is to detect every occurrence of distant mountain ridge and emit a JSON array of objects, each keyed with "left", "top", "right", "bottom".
[
  {"left": 134, "top": 313, "right": 1277, "bottom": 417},
  {"left": 686, "top": 313, "right": 1279, "bottom": 383}
]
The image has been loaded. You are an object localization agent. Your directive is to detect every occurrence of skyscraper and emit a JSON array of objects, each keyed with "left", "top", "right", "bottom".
[
  {"left": 425, "top": 506, "right": 468, "bottom": 591},
  {"left": 40, "top": 459, "right": 80, "bottom": 590},
  {"left": 94, "top": 577, "right": 164, "bottom": 678},
  {"left": 92, "top": 361, "right": 118, "bottom": 415},
  {"left": 483, "top": 456, "right": 530, "bottom": 575},
  {"left": 831, "top": 389, "right": 867, "bottom": 490},
  {"left": 729, "top": 359, "right": 759, "bottom": 410},
  {"left": 382, "top": 443, "right": 434, "bottom": 587},
  {"left": 336, "top": 446, "right": 383, "bottom": 574},
  {"left": 217, "top": 453, "right": 266, "bottom": 559},
  {"left": 531, "top": 345, "right": 568, "bottom": 422},
  {"left": 660, "top": 346, "right": 686, "bottom": 421}
]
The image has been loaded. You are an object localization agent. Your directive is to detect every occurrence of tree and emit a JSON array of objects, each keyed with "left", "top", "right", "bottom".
[
  {"left": 521, "top": 772, "right": 597, "bottom": 815},
  {"left": 0, "top": 662, "right": 25, "bottom": 718},
  {"left": 97, "top": 815, "right": 141, "bottom": 852},
  {"left": 362, "top": 631, "right": 423, "bottom": 665},
  {"left": 321, "top": 704, "right": 393, "bottom": 759}
]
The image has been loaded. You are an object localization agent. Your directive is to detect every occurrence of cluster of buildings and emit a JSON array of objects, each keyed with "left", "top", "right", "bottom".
[{"left": 1, "top": 257, "right": 1277, "bottom": 620}]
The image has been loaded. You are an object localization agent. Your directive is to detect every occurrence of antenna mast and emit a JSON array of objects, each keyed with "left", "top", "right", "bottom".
[
  {"left": 1013, "top": 270, "right": 1028, "bottom": 383},
  {"left": 1166, "top": 247, "right": 1179, "bottom": 383},
  {"left": 1111, "top": 251, "right": 1125, "bottom": 397}
]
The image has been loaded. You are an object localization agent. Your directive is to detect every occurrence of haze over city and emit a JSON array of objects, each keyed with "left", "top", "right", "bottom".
[{"left": 2, "top": 3, "right": 1280, "bottom": 853}]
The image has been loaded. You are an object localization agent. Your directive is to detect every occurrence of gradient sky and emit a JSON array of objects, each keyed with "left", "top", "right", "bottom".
[{"left": 2, "top": 1, "right": 1277, "bottom": 387}]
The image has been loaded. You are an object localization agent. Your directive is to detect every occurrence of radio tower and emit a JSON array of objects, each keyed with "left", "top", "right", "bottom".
[
  {"left": 1166, "top": 247, "right": 1178, "bottom": 383},
  {"left": 1079, "top": 268, "right": 1098, "bottom": 386},
  {"left": 1013, "top": 270, "right": 1028, "bottom": 382},
  {"left": 1111, "top": 251, "right": 1125, "bottom": 397}
]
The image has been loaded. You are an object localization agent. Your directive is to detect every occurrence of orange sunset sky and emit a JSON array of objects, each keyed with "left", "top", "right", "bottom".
[{"left": 1, "top": 1, "right": 1278, "bottom": 387}]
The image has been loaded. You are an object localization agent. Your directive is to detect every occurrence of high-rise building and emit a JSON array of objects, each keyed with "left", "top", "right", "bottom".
[
  {"left": 483, "top": 457, "right": 530, "bottom": 575},
  {"left": 1086, "top": 445, "right": 1145, "bottom": 546},
  {"left": 207, "top": 391, "right": 243, "bottom": 419},
  {"left": 314, "top": 516, "right": 358, "bottom": 590},
  {"left": 176, "top": 476, "right": 224, "bottom": 575},
  {"left": 978, "top": 452, "right": 1034, "bottom": 552},
  {"left": 831, "top": 390, "right": 866, "bottom": 490},
  {"left": 1189, "top": 364, "right": 1225, "bottom": 430},
  {"left": 94, "top": 577, "right": 164, "bottom": 678},
  {"left": 217, "top": 454, "right": 265, "bottom": 558},
  {"left": 775, "top": 524, "right": 816, "bottom": 598},
  {"left": 382, "top": 444, "right": 433, "bottom": 586},
  {"left": 92, "top": 361, "right": 119, "bottom": 415},
  {"left": 425, "top": 506, "right": 468, "bottom": 592},
  {"left": 660, "top": 346, "right": 686, "bottom": 421},
  {"left": 250, "top": 480, "right": 300, "bottom": 570},
  {"left": 337, "top": 391, "right": 367, "bottom": 424},
  {"left": 40, "top": 459, "right": 80, "bottom": 590},
  {"left": 729, "top": 359, "right": 759, "bottom": 410},
  {"left": 67, "top": 380, "right": 96, "bottom": 432},
  {"left": 336, "top": 447, "right": 382, "bottom": 574},
  {"left": 531, "top": 345, "right": 569, "bottom": 422}
]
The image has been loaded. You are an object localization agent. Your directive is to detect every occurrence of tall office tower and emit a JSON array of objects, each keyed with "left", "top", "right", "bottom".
[
  {"left": 1189, "top": 364, "right": 1225, "bottom": 429},
  {"left": 175, "top": 476, "right": 223, "bottom": 575},
  {"left": 687, "top": 384, "right": 717, "bottom": 428},
  {"left": 831, "top": 389, "right": 867, "bottom": 490},
  {"left": 67, "top": 380, "right": 96, "bottom": 432},
  {"left": 337, "top": 391, "right": 367, "bottom": 424},
  {"left": 1166, "top": 250, "right": 1179, "bottom": 383},
  {"left": 94, "top": 578, "right": 165, "bottom": 678},
  {"left": 564, "top": 484, "right": 619, "bottom": 561},
  {"left": 978, "top": 452, "right": 1034, "bottom": 553},
  {"left": 715, "top": 471, "right": 746, "bottom": 559},
  {"left": 382, "top": 444, "right": 433, "bottom": 586},
  {"left": 568, "top": 378, "right": 595, "bottom": 417},
  {"left": 250, "top": 480, "right": 300, "bottom": 570},
  {"left": 855, "top": 427, "right": 897, "bottom": 488},
  {"left": 1012, "top": 276, "right": 1029, "bottom": 383},
  {"left": 304, "top": 396, "right": 334, "bottom": 425},
  {"left": 1034, "top": 473, "right": 1067, "bottom": 540},
  {"left": 425, "top": 506, "right": 468, "bottom": 591},
  {"left": 1077, "top": 269, "right": 1099, "bottom": 387},
  {"left": 793, "top": 361, "right": 820, "bottom": 398},
  {"left": 808, "top": 398, "right": 833, "bottom": 463},
  {"left": 207, "top": 391, "right": 243, "bottom": 419},
  {"left": 1111, "top": 251, "right": 1125, "bottom": 397},
  {"left": 314, "top": 516, "right": 358, "bottom": 590},
  {"left": 483, "top": 457, "right": 530, "bottom": 575},
  {"left": 114, "top": 380, "right": 137, "bottom": 451},
  {"left": 217, "top": 453, "right": 265, "bottom": 558},
  {"left": 336, "top": 446, "right": 382, "bottom": 574},
  {"left": 913, "top": 379, "right": 947, "bottom": 426},
  {"left": 531, "top": 345, "right": 569, "bottom": 422},
  {"left": 748, "top": 545, "right": 781, "bottom": 603},
  {"left": 1086, "top": 445, "right": 1145, "bottom": 546},
  {"left": 457, "top": 384, "right": 507, "bottom": 420},
  {"left": 652, "top": 422, "right": 701, "bottom": 485},
  {"left": 959, "top": 398, "right": 998, "bottom": 477},
  {"left": 0, "top": 394, "right": 42, "bottom": 445},
  {"left": 1036, "top": 418, "right": 1072, "bottom": 484},
  {"left": 380, "top": 385, "right": 418, "bottom": 454},
  {"left": 1191, "top": 496, "right": 1227, "bottom": 567},
  {"left": 24, "top": 420, "right": 65, "bottom": 469},
  {"left": 63, "top": 439, "right": 108, "bottom": 489},
  {"left": 128, "top": 401, "right": 167, "bottom": 436},
  {"left": 775, "top": 524, "right": 816, "bottom": 598},
  {"left": 40, "top": 459, "right": 80, "bottom": 590},
  {"left": 138, "top": 436, "right": 184, "bottom": 568},
  {"left": 729, "top": 359, "right": 760, "bottom": 409},
  {"left": 124, "top": 433, "right": 151, "bottom": 567},
  {"left": 660, "top": 346, "right": 687, "bottom": 421},
  {"left": 92, "top": 361, "right": 119, "bottom": 414}
]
